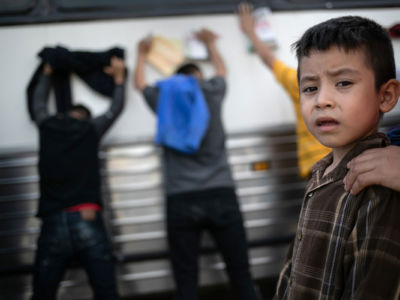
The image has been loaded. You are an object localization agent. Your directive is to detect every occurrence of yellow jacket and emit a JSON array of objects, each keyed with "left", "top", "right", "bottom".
[{"left": 272, "top": 59, "right": 331, "bottom": 178}]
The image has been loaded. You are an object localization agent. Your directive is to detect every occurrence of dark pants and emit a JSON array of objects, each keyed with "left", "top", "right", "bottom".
[
  {"left": 31, "top": 211, "right": 119, "bottom": 300},
  {"left": 167, "top": 187, "right": 258, "bottom": 300}
]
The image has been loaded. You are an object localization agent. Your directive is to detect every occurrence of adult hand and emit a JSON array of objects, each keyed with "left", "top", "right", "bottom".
[
  {"left": 196, "top": 28, "right": 218, "bottom": 47},
  {"left": 344, "top": 145, "right": 400, "bottom": 194},
  {"left": 196, "top": 28, "right": 226, "bottom": 77},
  {"left": 104, "top": 56, "right": 126, "bottom": 85},
  {"left": 239, "top": 2, "right": 255, "bottom": 37},
  {"left": 238, "top": 2, "right": 276, "bottom": 69},
  {"left": 138, "top": 38, "right": 152, "bottom": 55}
]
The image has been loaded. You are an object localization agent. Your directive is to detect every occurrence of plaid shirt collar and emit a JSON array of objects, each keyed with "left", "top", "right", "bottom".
[{"left": 308, "top": 132, "right": 390, "bottom": 191}]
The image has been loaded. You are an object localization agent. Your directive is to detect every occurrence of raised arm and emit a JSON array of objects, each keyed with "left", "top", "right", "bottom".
[
  {"left": 133, "top": 38, "right": 152, "bottom": 91},
  {"left": 92, "top": 56, "right": 126, "bottom": 137},
  {"left": 196, "top": 28, "right": 226, "bottom": 77},
  {"left": 32, "top": 64, "right": 52, "bottom": 125},
  {"left": 239, "top": 2, "right": 300, "bottom": 102},
  {"left": 239, "top": 2, "right": 276, "bottom": 69}
]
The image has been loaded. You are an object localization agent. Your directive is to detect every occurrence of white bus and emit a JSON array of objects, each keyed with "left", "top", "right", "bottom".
[{"left": 0, "top": 1, "right": 399, "bottom": 299}]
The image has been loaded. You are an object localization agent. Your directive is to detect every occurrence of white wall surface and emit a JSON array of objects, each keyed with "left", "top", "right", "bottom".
[{"left": 0, "top": 7, "right": 399, "bottom": 151}]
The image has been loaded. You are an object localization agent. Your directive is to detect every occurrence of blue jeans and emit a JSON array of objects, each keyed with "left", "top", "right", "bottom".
[
  {"left": 31, "top": 211, "right": 119, "bottom": 300},
  {"left": 167, "top": 187, "right": 258, "bottom": 300}
]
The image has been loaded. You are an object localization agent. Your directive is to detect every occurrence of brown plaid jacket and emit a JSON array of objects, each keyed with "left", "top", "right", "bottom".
[{"left": 274, "top": 133, "right": 400, "bottom": 300}]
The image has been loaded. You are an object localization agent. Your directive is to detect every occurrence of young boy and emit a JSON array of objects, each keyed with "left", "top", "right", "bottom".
[{"left": 274, "top": 16, "right": 400, "bottom": 299}]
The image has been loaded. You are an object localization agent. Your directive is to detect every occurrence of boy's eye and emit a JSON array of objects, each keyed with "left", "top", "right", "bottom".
[
  {"left": 336, "top": 81, "right": 352, "bottom": 87},
  {"left": 302, "top": 86, "right": 317, "bottom": 93}
]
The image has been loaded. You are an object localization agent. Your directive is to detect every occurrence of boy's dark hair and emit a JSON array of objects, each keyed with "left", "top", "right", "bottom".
[
  {"left": 70, "top": 104, "right": 92, "bottom": 119},
  {"left": 175, "top": 63, "right": 202, "bottom": 76},
  {"left": 293, "top": 16, "right": 395, "bottom": 90}
]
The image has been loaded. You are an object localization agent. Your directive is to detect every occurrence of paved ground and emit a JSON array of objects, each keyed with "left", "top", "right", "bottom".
[{"left": 122, "top": 277, "right": 278, "bottom": 300}]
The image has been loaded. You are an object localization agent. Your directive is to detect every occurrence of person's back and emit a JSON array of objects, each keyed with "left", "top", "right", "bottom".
[
  {"left": 143, "top": 74, "right": 233, "bottom": 194},
  {"left": 274, "top": 16, "right": 400, "bottom": 299},
  {"left": 38, "top": 114, "right": 101, "bottom": 216},
  {"left": 133, "top": 29, "right": 258, "bottom": 300},
  {"left": 30, "top": 56, "right": 125, "bottom": 300}
]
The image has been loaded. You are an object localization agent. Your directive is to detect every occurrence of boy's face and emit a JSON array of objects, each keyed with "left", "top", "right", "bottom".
[{"left": 299, "top": 46, "right": 382, "bottom": 154}]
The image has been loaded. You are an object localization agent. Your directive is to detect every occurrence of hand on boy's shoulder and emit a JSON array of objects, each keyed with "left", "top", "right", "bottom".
[{"left": 344, "top": 146, "right": 400, "bottom": 194}]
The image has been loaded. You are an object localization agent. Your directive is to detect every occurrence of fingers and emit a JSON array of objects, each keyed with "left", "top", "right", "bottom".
[
  {"left": 343, "top": 148, "right": 384, "bottom": 194},
  {"left": 104, "top": 56, "right": 126, "bottom": 84},
  {"left": 197, "top": 28, "right": 214, "bottom": 37},
  {"left": 239, "top": 2, "right": 253, "bottom": 15},
  {"left": 138, "top": 38, "right": 152, "bottom": 54},
  {"left": 196, "top": 28, "right": 218, "bottom": 44},
  {"left": 238, "top": 2, "right": 254, "bottom": 34},
  {"left": 104, "top": 57, "right": 124, "bottom": 73},
  {"left": 103, "top": 66, "right": 112, "bottom": 75},
  {"left": 111, "top": 56, "right": 125, "bottom": 69},
  {"left": 108, "top": 56, "right": 124, "bottom": 68},
  {"left": 344, "top": 146, "right": 400, "bottom": 194},
  {"left": 343, "top": 161, "right": 373, "bottom": 193},
  {"left": 346, "top": 171, "right": 380, "bottom": 195}
]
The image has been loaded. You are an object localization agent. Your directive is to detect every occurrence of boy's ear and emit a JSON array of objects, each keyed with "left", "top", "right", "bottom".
[{"left": 379, "top": 79, "right": 400, "bottom": 113}]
